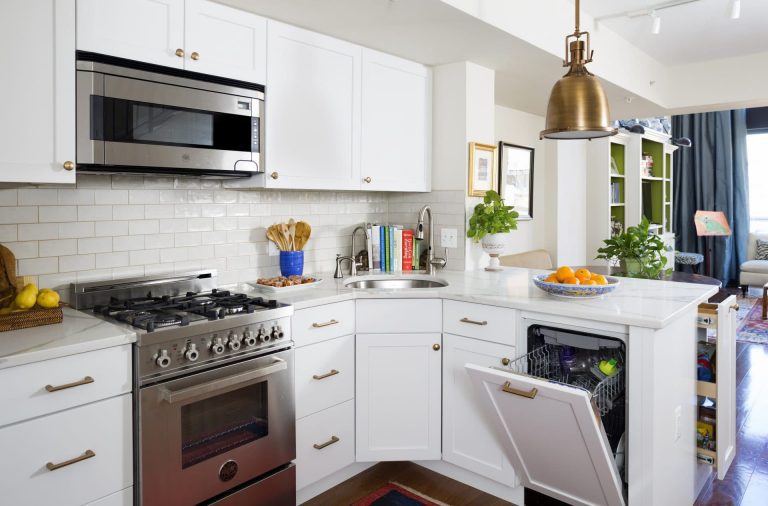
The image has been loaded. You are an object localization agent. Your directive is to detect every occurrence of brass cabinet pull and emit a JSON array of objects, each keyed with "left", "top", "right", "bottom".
[
  {"left": 313, "top": 436, "right": 339, "bottom": 450},
  {"left": 175, "top": 48, "right": 185, "bottom": 57},
  {"left": 731, "top": 303, "right": 740, "bottom": 311},
  {"left": 312, "top": 319, "right": 338, "bottom": 328},
  {"left": 501, "top": 357, "right": 510, "bottom": 366},
  {"left": 313, "top": 369, "right": 339, "bottom": 380},
  {"left": 363, "top": 176, "right": 372, "bottom": 183},
  {"left": 460, "top": 317, "right": 487, "bottom": 326},
  {"left": 46, "top": 449, "right": 95, "bottom": 471},
  {"left": 45, "top": 376, "right": 94, "bottom": 393},
  {"left": 270, "top": 171, "right": 279, "bottom": 180},
  {"left": 63, "top": 161, "right": 75, "bottom": 171},
  {"left": 190, "top": 51, "right": 200, "bottom": 60},
  {"left": 432, "top": 343, "right": 441, "bottom": 351},
  {"left": 501, "top": 381, "right": 537, "bottom": 399}
]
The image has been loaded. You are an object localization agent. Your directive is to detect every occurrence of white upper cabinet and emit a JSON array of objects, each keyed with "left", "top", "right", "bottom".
[
  {"left": 0, "top": 0, "right": 76, "bottom": 184},
  {"left": 77, "top": 0, "right": 266, "bottom": 83},
  {"left": 184, "top": 0, "right": 267, "bottom": 83},
  {"left": 77, "top": 0, "right": 185, "bottom": 69},
  {"left": 265, "top": 21, "right": 361, "bottom": 190},
  {"left": 361, "top": 49, "right": 431, "bottom": 192}
]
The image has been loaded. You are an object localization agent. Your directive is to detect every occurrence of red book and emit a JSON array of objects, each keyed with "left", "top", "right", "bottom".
[{"left": 402, "top": 230, "right": 413, "bottom": 271}]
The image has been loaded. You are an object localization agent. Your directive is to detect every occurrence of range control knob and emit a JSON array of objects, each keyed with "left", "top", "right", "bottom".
[
  {"left": 270, "top": 325, "right": 284, "bottom": 340},
  {"left": 258, "top": 327, "right": 270, "bottom": 343},
  {"left": 210, "top": 336, "right": 225, "bottom": 355},
  {"left": 155, "top": 349, "right": 171, "bottom": 368},
  {"left": 228, "top": 332, "right": 242, "bottom": 351},
  {"left": 243, "top": 329, "right": 257, "bottom": 347},
  {"left": 184, "top": 343, "right": 199, "bottom": 362}
]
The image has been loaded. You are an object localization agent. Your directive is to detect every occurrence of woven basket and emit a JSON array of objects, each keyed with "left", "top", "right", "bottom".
[{"left": 0, "top": 304, "right": 64, "bottom": 332}]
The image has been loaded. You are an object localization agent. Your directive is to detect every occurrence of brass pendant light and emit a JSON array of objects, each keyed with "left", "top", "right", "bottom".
[{"left": 540, "top": 0, "right": 617, "bottom": 140}]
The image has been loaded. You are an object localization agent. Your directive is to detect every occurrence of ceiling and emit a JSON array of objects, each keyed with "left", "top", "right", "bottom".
[{"left": 580, "top": 0, "right": 768, "bottom": 65}]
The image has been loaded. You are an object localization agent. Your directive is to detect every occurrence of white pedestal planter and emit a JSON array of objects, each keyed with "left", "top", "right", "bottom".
[{"left": 481, "top": 233, "right": 508, "bottom": 272}]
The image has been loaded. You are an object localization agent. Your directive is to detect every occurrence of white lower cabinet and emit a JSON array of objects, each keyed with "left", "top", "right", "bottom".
[
  {"left": 85, "top": 487, "right": 133, "bottom": 506},
  {"left": 443, "top": 334, "right": 517, "bottom": 486},
  {"left": 0, "top": 394, "right": 133, "bottom": 506},
  {"left": 355, "top": 333, "right": 442, "bottom": 461},
  {"left": 295, "top": 335, "right": 355, "bottom": 420},
  {"left": 296, "top": 399, "right": 355, "bottom": 489}
]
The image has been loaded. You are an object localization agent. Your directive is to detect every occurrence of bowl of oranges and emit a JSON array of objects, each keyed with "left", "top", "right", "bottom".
[{"left": 532, "top": 266, "right": 619, "bottom": 299}]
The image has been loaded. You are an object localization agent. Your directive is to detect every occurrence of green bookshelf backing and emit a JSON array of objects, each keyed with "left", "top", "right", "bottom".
[
  {"left": 611, "top": 142, "right": 625, "bottom": 175},
  {"left": 611, "top": 206, "right": 625, "bottom": 236},
  {"left": 642, "top": 138, "right": 664, "bottom": 178},
  {"left": 665, "top": 153, "right": 671, "bottom": 179}
]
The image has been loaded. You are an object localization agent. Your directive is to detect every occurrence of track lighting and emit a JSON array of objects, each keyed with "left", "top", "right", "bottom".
[
  {"left": 730, "top": 0, "right": 741, "bottom": 19},
  {"left": 650, "top": 11, "right": 661, "bottom": 34}
]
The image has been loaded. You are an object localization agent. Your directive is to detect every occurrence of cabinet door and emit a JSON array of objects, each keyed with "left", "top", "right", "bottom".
[
  {"left": 266, "top": 21, "right": 361, "bottom": 190},
  {"left": 361, "top": 49, "right": 430, "bottom": 192},
  {"left": 77, "top": 0, "right": 185, "bottom": 68},
  {"left": 0, "top": 0, "right": 75, "bottom": 184},
  {"left": 356, "top": 333, "right": 441, "bottom": 461},
  {"left": 443, "top": 334, "right": 517, "bottom": 486},
  {"left": 715, "top": 296, "right": 738, "bottom": 479},
  {"left": 184, "top": 0, "right": 266, "bottom": 83}
]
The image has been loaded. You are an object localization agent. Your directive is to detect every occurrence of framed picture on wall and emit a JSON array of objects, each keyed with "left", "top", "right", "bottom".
[
  {"left": 468, "top": 142, "right": 497, "bottom": 197},
  {"left": 498, "top": 142, "right": 534, "bottom": 220}
]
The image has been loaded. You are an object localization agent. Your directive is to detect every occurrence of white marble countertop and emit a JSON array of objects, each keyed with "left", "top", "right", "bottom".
[
  {"left": 0, "top": 307, "right": 136, "bottom": 370},
  {"left": 243, "top": 267, "right": 719, "bottom": 329}
]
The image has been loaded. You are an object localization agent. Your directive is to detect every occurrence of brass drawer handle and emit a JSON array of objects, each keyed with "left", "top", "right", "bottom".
[
  {"left": 175, "top": 48, "right": 185, "bottom": 57},
  {"left": 312, "top": 319, "right": 338, "bottom": 328},
  {"left": 63, "top": 161, "right": 75, "bottom": 171},
  {"left": 270, "top": 171, "right": 279, "bottom": 180},
  {"left": 433, "top": 343, "right": 441, "bottom": 351},
  {"left": 313, "top": 436, "right": 340, "bottom": 450},
  {"left": 46, "top": 449, "right": 95, "bottom": 471},
  {"left": 363, "top": 176, "right": 372, "bottom": 183},
  {"left": 190, "top": 51, "right": 200, "bottom": 60},
  {"left": 731, "top": 303, "right": 740, "bottom": 311},
  {"left": 460, "top": 317, "right": 487, "bottom": 326},
  {"left": 501, "top": 357, "right": 510, "bottom": 366},
  {"left": 501, "top": 381, "right": 537, "bottom": 399},
  {"left": 313, "top": 369, "right": 339, "bottom": 380},
  {"left": 45, "top": 376, "right": 94, "bottom": 393}
]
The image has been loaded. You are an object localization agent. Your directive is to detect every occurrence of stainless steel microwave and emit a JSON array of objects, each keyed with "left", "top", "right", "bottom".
[{"left": 76, "top": 55, "right": 264, "bottom": 178}]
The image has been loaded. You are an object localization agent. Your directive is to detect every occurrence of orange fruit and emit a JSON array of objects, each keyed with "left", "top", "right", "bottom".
[
  {"left": 562, "top": 276, "right": 581, "bottom": 285},
  {"left": 581, "top": 279, "right": 597, "bottom": 286},
  {"left": 592, "top": 274, "right": 608, "bottom": 285},
  {"left": 544, "top": 274, "right": 559, "bottom": 283},
  {"left": 555, "top": 266, "right": 575, "bottom": 282},
  {"left": 575, "top": 268, "right": 592, "bottom": 281}
]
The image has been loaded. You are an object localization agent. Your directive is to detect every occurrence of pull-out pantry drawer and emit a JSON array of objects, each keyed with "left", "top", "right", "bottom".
[
  {"left": 443, "top": 300, "right": 516, "bottom": 345},
  {"left": 296, "top": 399, "right": 355, "bottom": 490},
  {"left": 0, "top": 344, "right": 131, "bottom": 427},
  {"left": 293, "top": 301, "right": 355, "bottom": 347},
  {"left": 356, "top": 298, "right": 441, "bottom": 333},
  {"left": 0, "top": 394, "right": 133, "bottom": 506},
  {"left": 295, "top": 335, "right": 354, "bottom": 419}
]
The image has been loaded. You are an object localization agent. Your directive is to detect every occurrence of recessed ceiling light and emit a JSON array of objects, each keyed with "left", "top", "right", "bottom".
[
  {"left": 730, "top": 0, "right": 741, "bottom": 19},
  {"left": 650, "top": 11, "right": 661, "bottom": 34}
]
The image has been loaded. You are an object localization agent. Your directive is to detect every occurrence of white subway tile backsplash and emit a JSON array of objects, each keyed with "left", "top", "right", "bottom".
[
  {"left": 18, "top": 223, "right": 59, "bottom": 241},
  {"left": 5, "top": 241, "right": 38, "bottom": 259},
  {"left": 113, "top": 235, "right": 145, "bottom": 252},
  {"left": 18, "top": 257, "right": 58, "bottom": 275},
  {"left": 145, "top": 234, "right": 174, "bottom": 249},
  {"left": 78, "top": 237, "right": 113, "bottom": 254},
  {"left": 145, "top": 205, "right": 175, "bottom": 219},
  {"left": 0, "top": 189, "right": 18, "bottom": 206},
  {"left": 0, "top": 225, "right": 17, "bottom": 242},
  {"left": 129, "top": 220, "right": 160, "bottom": 235},
  {"left": 201, "top": 231, "right": 227, "bottom": 245},
  {"left": 175, "top": 204, "right": 201, "bottom": 218},
  {"left": 130, "top": 249, "right": 160, "bottom": 266},
  {"left": 159, "top": 190, "right": 187, "bottom": 204},
  {"left": 129, "top": 190, "right": 159, "bottom": 204},
  {"left": 143, "top": 176, "right": 174, "bottom": 189},
  {"left": 75, "top": 174, "right": 111, "bottom": 189},
  {"left": 95, "top": 221, "right": 130, "bottom": 237},
  {"left": 59, "top": 222, "right": 94, "bottom": 239},
  {"left": 188, "top": 218, "right": 213, "bottom": 232},
  {"left": 78, "top": 205, "right": 113, "bottom": 221},
  {"left": 95, "top": 251, "right": 130, "bottom": 269},
  {"left": 159, "top": 218, "right": 188, "bottom": 233},
  {"left": 59, "top": 189, "right": 96, "bottom": 205},
  {"left": 214, "top": 191, "right": 237, "bottom": 204},
  {"left": 112, "top": 205, "right": 145, "bottom": 220},
  {"left": 39, "top": 206, "right": 78, "bottom": 223},
  {"left": 0, "top": 207, "right": 37, "bottom": 224},
  {"left": 39, "top": 239, "right": 78, "bottom": 257},
  {"left": 174, "top": 232, "right": 201, "bottom": 247},
  {"left": 160, "top": 247, "right": 188, "bottom": 263},
  {"left": 111, "top": 175, "right": 144, "bottom": 189},
  {"left": 94, "top": 190, "right": 128, "bottom": 205},
  {"left": 18, "top": 189, "right": 58, "bottom": 206}
]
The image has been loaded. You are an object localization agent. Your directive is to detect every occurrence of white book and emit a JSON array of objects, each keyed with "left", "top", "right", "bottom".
[
  {"left": 371, "top": 225, "right": 381, "bottom": 271},
  {"left": 394, "top": 227, "right": 403, "bottom": 272}
]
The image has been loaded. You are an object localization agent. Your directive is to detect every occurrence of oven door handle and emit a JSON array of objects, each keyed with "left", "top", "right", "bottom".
[{"left": 160, "top": 358, "right": 287, "bottom": 405}]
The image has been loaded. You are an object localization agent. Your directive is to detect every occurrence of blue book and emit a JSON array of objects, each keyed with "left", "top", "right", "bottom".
[{"left": 380, "top": 226, "right": 386, "bottom": 272}]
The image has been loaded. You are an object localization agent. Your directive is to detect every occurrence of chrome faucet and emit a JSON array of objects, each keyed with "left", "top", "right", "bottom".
[
  {"left": 351, "top": 224, "right": 367, "bottom": 270},
  {"left": 334, "top": 254, "right": 360, "bottom": 279},
  {"left": 417, "top": 205, "right": 447, "bottom": 276}
]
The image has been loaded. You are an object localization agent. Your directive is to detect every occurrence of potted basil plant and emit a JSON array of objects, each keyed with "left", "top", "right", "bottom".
[
  {"left": 595, "top": 217, "right": 670, "bottom": 279},
  {"left": 467, "top": 190, "right": 519, "bottom": 271}
]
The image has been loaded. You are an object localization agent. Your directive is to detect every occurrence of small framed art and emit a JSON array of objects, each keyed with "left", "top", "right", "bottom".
[
  {"left": 498, "top": 142, "right": 534, "bottom": 220},
  {"left": 468, "top": 142, "right": 497, "bottom": 197}
]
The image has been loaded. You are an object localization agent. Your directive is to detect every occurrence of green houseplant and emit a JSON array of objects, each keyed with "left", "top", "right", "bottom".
[
  {"left": 595, "top": 217, "right": 670, "bottom": 279},
  {"left": 467, "top": 191, "right": 519, "bottom": 271}
]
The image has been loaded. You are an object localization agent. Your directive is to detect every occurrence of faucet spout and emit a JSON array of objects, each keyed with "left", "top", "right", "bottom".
[{"left": 416, "top": 205, "right": 446, "bottom": 275}]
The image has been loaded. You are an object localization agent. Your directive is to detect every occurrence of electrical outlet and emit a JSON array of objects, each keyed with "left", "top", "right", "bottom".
[
  {"left": 268, "top": 241, "right": 280, "bottom": 257},
  {"left": 674, "top": 405, "right": 682, "bottom": 441},
  {"left": 441, "top": 228, "right": 458, "bottom": 249}
]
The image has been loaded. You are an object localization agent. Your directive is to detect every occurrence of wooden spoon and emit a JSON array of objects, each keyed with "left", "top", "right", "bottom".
[
  {"left": 280, "top": 223, "right": 292, "bottom": 251},
  {"left": 288, "top": 218, "right": 297, "bottom": 251},
  {"left": 295, "top": 221, "right": 311, "bottom": 250},
  {"left": 266, "top": 226, "right": 284, "bottom": 251}
]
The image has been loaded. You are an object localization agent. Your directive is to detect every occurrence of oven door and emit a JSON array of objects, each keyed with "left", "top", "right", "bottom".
[
  {"left": 77, "top": 70, "right": 262, "bottom": 175},
  {"left": 139, "top": 348, "right": 294, "bottom": 506}
]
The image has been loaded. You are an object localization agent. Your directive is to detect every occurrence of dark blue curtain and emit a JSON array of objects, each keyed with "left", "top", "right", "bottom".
[{"left": 672, "top": 110, "right": 750, "bottom": 285}]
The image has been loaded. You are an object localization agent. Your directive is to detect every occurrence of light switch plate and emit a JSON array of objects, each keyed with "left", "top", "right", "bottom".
[
  {"left": 268, "top": 241, "right": 280, "bottom": 256},
  {"left": 441, "top": 228, "right": 458, "bottom": 249}
]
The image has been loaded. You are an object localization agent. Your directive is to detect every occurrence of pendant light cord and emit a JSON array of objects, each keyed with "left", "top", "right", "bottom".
[{"left": 575, "top": 0, "right": 580, "bottom": 34}]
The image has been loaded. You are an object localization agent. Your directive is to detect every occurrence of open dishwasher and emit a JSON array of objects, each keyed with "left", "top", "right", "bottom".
[{"left": 465, "top": 320, "right": 628, "bottom": 506}]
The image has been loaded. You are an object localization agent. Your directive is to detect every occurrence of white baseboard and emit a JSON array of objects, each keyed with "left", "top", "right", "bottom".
[
  {"left": 413, "top": 460, "right": 524, "bottom": 505},
  {"left": 296, "top": 462, "right": 376, "bottom": 505}
]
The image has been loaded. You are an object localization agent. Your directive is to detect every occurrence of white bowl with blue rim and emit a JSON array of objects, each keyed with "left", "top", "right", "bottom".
[{"left": 532, "top": 273, "right": 620, "bottom": 299}]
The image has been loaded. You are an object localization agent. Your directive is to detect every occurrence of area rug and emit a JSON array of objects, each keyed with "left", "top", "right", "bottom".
[
  {"left": 737, "top": 297, "right": 768, "bottom": 344},
  {"left": 351, "top": 482, "right": 449, "bottom": 506}
]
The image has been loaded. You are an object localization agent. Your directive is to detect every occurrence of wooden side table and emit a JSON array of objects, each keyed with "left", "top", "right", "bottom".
[{"left": 763, "top": 282, "right": 767, "bottom": 320}]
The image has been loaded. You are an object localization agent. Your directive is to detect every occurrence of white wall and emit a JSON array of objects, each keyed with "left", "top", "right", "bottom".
[{"left": 552, "top": 140, "right": 588, "bottom": 266}]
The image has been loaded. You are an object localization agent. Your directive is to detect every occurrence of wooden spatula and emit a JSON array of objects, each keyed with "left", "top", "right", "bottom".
[{"left": 295, "top": 221, "right": 311, "bottom": 250}]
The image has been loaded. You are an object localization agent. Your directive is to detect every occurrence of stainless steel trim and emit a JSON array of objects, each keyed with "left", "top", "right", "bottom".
[
  {"left": 205, "top": 464, "right": 296, "bottom": 506},
  {"left": 103, "top": 142, "right": 253, "bottom": 172},
  {"left": 76, "top": 70, "right": 104, "bottom": 165},
  {"left": 160, "top": 358, "right": 287, "bottom": 404}
]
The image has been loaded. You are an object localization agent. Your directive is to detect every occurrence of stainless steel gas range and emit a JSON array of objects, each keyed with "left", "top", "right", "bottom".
[{"left": 71, "top": 271, "right": 296, "bottom": 506}]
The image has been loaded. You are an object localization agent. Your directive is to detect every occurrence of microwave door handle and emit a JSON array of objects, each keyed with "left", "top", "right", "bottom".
[{"left": 160, "top": 358, "right": 287, "bottom": 405}]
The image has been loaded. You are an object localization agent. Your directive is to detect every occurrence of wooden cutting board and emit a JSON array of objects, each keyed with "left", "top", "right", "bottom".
[{"left": 0, "top": 244, "right": 18, "bottom": 308}]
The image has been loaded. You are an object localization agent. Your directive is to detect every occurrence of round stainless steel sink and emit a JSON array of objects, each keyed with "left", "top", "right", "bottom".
[{"left": 343, "top": 277, "right": 448, "bottom": 289}]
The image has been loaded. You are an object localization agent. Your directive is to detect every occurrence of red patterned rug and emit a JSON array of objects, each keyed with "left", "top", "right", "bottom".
[
  {"left": 737, "top": 297, "right": 768, "bottom": 344},
  {"left": 351, "top": 482, "right": 448, "bottom": 506}
]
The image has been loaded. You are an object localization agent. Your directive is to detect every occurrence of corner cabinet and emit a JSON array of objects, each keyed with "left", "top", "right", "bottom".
[
  {"left": 0, "top": 0, "right": 76, "bottom": 184},
  {"left": 264, "top": 21, "right": 362, "bottom": 190}
]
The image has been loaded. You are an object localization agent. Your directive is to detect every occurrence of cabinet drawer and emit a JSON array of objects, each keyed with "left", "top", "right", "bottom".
[
  {"left": 443, "top": 300, "right": 516, "bottom": 344},
  {"left": 0, "top": 394, "right": 133, "bottom": 506},
  {"left": 0, "top": 344, "right": 132, "bottom": 427},
  {"left": 356, "top": 299, "right": 441, "bottom": 333},
  {"left": 296, "top": 399, "right": 355, "bottom": 490},
  {"left": 85, "top": 487, "right": 133, "bottom": 506},
  {"left": 293, "top": 301, "right": 355, "bottom": 347},
  {"left": 295, "top": 335, "right": 354, "bottom": 419}
]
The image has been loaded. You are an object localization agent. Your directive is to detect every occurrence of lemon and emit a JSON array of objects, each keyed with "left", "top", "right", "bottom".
[
  {"left": 20, "top": 283, "right": 38, "bottom": 296},
  {"left": 15, "top": 289, "right": 37, "bottom": 309},
  {"left": 37, "top": 290, "right": 60, "bottom": 309}
]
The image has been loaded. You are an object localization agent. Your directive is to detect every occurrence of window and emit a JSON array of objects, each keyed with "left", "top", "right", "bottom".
[{"left": 746, "top": 133, "right": 768, "bottom": 232}]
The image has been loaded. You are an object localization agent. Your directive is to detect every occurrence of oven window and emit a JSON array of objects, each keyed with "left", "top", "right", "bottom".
[
  {"left": 92, "top": 96, "right": 253, "bottom": 152},
  {"left": 180, "top": 382, "right": 268, "bottom": 469}
]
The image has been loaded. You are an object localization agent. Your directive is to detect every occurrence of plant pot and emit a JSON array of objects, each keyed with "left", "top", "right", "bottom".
[
  {"left": 620, "top": 257, "right": 643, "bottom": 277},
  {"left": 279, "top": 250, "right": 304, "bottom": 277},
  {"left": 481, "top": 233, "right": 508, "bottom": 272}
]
